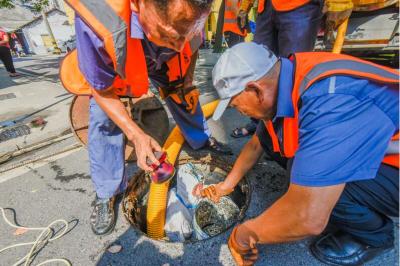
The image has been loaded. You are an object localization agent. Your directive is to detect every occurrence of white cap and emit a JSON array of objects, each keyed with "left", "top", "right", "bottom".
[{"left": 212, "top": 42, "right": 278, "bottom": 120}]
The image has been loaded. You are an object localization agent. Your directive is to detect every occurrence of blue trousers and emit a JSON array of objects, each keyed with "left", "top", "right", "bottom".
[
  {"left": 88, "top": 97, "right": 210, "bottom": 199},
  {"left": 253, "top": 0, "right": 323, "bottom": 57},
  {"left": 258, "top": 126, "right": 399, "bottom": 248}
]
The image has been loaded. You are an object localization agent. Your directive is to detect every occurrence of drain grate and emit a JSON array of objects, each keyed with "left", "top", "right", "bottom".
[
  {"left": 0, "top": 93, "right": 16, "bottom": 101},
  {"left": 0, "top": 125, "right": 30, "bottom": 142}
]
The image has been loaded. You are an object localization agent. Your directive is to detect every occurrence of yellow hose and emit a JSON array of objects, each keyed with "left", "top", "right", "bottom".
[
  {"left": 332, "top": 17, "right": 349, "bottom": 54},
  {"left": 146, "top": 100, "right": 220, "bottom": 239}
]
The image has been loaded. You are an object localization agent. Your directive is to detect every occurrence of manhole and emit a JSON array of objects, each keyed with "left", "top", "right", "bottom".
[
  {"left": 122, "top": 151, "right": 251, "bottom": 242},
  {"left": 0, "top": 93, "right": 16, "bottom": 101},
  {"left": 0, "top": 125, "right": 30, "bottom": 142}
]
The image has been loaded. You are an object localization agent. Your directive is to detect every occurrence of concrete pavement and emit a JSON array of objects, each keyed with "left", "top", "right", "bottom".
[{"left": 0, "top": 55, "right": 72, "bottom": 155}]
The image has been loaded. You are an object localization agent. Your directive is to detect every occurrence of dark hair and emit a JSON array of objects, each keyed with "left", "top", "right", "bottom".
[{"left": 150, "top": 0, "right": 213, "bottom": 14}]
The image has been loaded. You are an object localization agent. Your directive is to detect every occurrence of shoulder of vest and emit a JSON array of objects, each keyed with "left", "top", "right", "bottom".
[
  {"left": 65, "top": 0, "right": 130, "bottom": 37},
  {"left": 292, "top": 52, "right": 399, "bottom": 96}
]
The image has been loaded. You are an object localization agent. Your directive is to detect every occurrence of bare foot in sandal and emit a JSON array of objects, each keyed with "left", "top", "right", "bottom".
[
  {"left": 231, "top": 121, "right": 257, "bottom": 138},
  {"left": 9, "top": 72, "right": 20, "bottom": 77}
]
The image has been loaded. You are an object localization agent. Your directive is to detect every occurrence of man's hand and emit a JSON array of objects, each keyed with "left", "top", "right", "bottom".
[
  {"left": 228, "top": 226, "right": 258, "bottom": 266},
  {"left": 131, "top": 132, "right": 162, "bottom": 172},
  {"left": 323, "top": 0, "right": 353, "bottom": 31},
  {"left": 194, "top": 182, "right": 234, "bottom": 202},
  {"left": 237, "top": 10, "right": 248, "bottom": 31},
  {"left": 325, "top": 9, "right": 352, "bottom": 31}
]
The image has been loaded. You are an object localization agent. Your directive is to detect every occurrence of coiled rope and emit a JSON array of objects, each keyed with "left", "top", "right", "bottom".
[{"left": 0, "top": 207, "right": 71, "bottom": 266}]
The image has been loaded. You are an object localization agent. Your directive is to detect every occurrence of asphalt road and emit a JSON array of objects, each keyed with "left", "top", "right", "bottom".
[{"left": 0, "top": 52, "right": 398, "bottom": 266}]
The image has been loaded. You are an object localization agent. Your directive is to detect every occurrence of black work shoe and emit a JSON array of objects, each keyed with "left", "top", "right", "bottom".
[
  {"left": 90, "top": 196, "right": 116, "bottom": 235},
  {"left": 310, "top": 231, "right": 393, "bottom": 266},
  {"left": 204, "top": 137, "right": 233, "bottom": 155}
]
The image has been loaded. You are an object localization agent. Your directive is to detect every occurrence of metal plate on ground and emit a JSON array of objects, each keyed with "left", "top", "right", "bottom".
[{"left": 69, "top": 95, "right": 170, "bottom": 161}]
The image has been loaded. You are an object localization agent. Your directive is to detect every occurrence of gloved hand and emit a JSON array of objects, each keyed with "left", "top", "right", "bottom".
[
  {"left": 325, "top": 9, "right": 352, "bottom": 31},
  {"left": 160, "top": 85, "right": 200, "bottom": 115},
  {"left": 194, "top": 182, "right": 234, "bottom": 203},
  {"left": 183, "top": 86, "right": 200, "bottom": 115},
  {"left": 237, "top": 10, "right": 248, "bottom": 31},
  {"left": 323, "top": 0, "right": 353, "bottom": 31},
  {"left": 228, "top": 225, "right": 259, "bottom": 266}
]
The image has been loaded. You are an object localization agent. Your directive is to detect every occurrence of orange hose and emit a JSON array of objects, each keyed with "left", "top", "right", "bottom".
[{"left": 146, "top": 100, "right": 220, "bottom": 239}]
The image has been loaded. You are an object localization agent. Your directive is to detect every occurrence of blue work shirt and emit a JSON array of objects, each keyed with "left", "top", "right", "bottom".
[
  {"left": 74, "top": 12, "right": 178, "bottom": 90},
  {"left": 256, "top": 58, "right": 399, "bottom": 186}
]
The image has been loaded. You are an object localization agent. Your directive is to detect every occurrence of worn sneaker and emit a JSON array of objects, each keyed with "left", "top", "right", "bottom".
[{"left": 90, "top": 196, "right": 116, "bottom": 235}]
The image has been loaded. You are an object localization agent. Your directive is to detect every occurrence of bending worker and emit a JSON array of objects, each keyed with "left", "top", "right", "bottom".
[
  {"left": 232, "top": 0, "right": 323, "bottom": 138},
  {"left": 200, "top": 43, "right": 399, "bottom": 266},
  {"left": 60, "top": 0, "right": 231, "bottom": 236}
]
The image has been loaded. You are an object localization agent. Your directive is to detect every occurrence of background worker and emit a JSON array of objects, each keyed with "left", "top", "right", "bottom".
[
  {"left": 232, "top": 0, "right": 323, "bottom": 138},
  {"left": 0, "top": 27, "right": 18, "bottom": 77},
  {"left": 199, "top": 43, "right": 399, "bottom": 265},
  {"left": 61, "top": 0, "right": 231, "bottom": 236},
  {"left": 223, "top": 0, "right": 248, "bottom": 47}
]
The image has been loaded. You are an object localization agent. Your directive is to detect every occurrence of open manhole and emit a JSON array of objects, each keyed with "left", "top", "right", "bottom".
[{"left": 122, "top": 151, "right": 251, "bottom": 242}]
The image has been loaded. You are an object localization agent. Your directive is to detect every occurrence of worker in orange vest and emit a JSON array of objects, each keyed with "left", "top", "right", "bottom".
[
  {"left": 231, "top": 0, "right": 323, "bottom": 138},
  {"left": 59, "top": 0, "right": 232, "bottom": 236},
  {"left": 223, "top": 0, "right": 248, "bottom": 47},
  {"left": 200, "top": 42, "right": 399, "bottom": 265}
]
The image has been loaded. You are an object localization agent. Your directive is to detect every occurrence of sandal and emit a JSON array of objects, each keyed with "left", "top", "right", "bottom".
[
  {"left": 9, "top": 72, "right": 20, "bottom": 77},
  {"left": 230, "top": 121, "right": 257, "bottom": 138}
]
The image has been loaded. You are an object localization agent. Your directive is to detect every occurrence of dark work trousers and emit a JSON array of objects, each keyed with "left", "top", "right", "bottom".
[
  {"left": 257, "top": 125, "right": 399, "bottom": 248},
  {"left": 0, "top": 46, "right": 16, "bottom": 73},
  {"left": 253, "top": 0, "right": 323, "bottom": 57},
  {"left": 224, "top": 31, "right": 244, "bottom": 47}
]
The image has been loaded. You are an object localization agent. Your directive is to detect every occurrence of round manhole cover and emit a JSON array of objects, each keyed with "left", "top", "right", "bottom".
[{"left": 69, "top": 95, "right": 169, "bottom": 161}]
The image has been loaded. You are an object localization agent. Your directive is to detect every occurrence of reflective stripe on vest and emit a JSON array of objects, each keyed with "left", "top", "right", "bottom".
[
  {"left": 265, "top": 52, "right": 399, "bottom": 168},
  {"left": 299, "top": 60, "right": 399, "bottom": 95},
  {"left": 67, "top": 0, "right": 128, "bottom": 78}
]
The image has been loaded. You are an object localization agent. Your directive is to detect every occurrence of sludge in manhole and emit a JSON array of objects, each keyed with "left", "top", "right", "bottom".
[{"left": 122, "top": 154, "right": 250, "bottom": 242}]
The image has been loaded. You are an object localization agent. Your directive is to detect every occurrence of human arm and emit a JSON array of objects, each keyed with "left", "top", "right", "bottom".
[
  {"left": 91, "top": 89, "right": 161, "bottom": 171},
  {"left": 323, "top": 0, "right": 353, "bottom": 31},
  {"left": 229, "top": 183, "right": 344, "bottom": 265},
  {"left": 75, "top": 16, "right": 161, "bottom": 170},
  {"left": 198, "top": 134, "right": 264, "bottom": 202},
  {"left": 237, "top": 183, "right": 344, "bottom": 244},
  {"left": 238, "top": 0, "right": 255, "bottom": 30},
  {"left": 183, "top": 50, "right": 198, "bottom": 88}
]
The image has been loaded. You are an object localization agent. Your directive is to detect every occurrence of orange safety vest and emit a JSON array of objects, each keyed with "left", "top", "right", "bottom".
[
  {"left": 59, "top": 0, "right": 201, "bottom": 97},
  {"left": 265, "top": 52, "right": 399, "bottom": 168},
  {"left": 223, "top": 0, "right": 247, "bottom": 36},
  {"left": 257, "top": 0, "right": 311, "bottom": 13}
]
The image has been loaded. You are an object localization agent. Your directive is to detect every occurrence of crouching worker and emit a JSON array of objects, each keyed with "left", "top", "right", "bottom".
[
  {"left": 60, "top": 0, "right": 232, "bottom": 236},
  {"left": 198, "top": 42, "right": 399, "bottom": 265}
]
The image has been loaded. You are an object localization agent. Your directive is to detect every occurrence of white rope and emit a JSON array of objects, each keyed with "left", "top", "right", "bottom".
[{"left": 0, "top": 207, "right": 71, "bottom": 266}]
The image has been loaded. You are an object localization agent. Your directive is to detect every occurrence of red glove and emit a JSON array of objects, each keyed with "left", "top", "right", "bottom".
[{"left": 228, "top": 225, "right": 259, "bottom": 266}]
